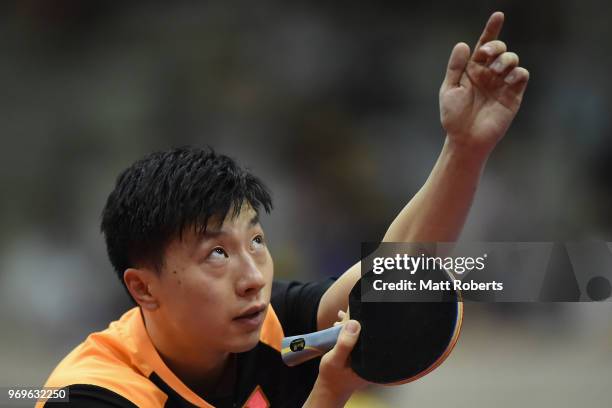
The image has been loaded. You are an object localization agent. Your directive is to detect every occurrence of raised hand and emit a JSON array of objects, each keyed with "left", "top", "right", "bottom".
[{"left": 439, "top": 12, "right": 529, "bottom": 155}]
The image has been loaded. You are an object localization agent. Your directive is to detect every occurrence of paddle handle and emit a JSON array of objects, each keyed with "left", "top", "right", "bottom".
[{"left": 281, "top": 325, "right": 342, "bottom": 367}]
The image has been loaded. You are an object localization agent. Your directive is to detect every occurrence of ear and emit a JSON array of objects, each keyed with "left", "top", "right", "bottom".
[{"left": 124, "top": 268, "right": 160, "bottom": 311}]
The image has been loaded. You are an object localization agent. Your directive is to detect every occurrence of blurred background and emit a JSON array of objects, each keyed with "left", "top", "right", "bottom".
[{"left": 0, "top": 0, "right": 611, "bottom": 406}]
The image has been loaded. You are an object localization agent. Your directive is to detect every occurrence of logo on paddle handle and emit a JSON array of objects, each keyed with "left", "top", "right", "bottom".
[{"left": 289, "top": 338, "right": 305, "bottom": 352}]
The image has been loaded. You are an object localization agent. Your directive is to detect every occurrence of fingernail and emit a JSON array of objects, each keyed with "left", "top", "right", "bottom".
[
  {"left": 482, "top": 45, "right": 493, "bottom": 55},
  {"left": 345, "top": 320, "right": 359, "bottom": 334},
  {"left": 491, "top": 61, "right": 503, "bottom": 73},
  {"left": 504, "top": 74, "right": 516, "bottom": 84}
]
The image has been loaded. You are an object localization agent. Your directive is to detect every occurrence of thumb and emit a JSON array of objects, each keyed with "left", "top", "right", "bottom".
[
  {"left": 329, "top": 320, "right": 361, "bottom": 363},
  {"left": 442, "top": 42, "right": 470, "bottom": 89}
]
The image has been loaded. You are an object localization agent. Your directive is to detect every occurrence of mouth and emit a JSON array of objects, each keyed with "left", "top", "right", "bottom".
[{"left": 233, "top": 304, "right": 267, "bottom": 329}]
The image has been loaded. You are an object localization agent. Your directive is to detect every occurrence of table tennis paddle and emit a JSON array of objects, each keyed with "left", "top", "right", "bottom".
[{"left": 281, "top": 268, "right": 463, "bottom": 384}]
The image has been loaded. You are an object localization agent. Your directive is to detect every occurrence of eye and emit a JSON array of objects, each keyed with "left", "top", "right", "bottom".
[
  {"left": 208, "top": 247, "right": 228, "bottom": 260},
  {"left": 251, "top": 234, "right": 265, "bottom": 249}
]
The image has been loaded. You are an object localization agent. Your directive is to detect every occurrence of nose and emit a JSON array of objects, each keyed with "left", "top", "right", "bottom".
[{"left": 235, "top": 254, "right": 266, "bottom": 298}]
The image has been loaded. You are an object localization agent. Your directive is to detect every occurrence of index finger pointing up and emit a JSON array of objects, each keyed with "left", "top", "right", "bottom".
[{"left": 472, "top": 11, "right": 505, "bottom": 63}]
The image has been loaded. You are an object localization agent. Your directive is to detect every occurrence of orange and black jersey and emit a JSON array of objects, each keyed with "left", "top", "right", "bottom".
[{"left": 37, "top": 279, "right": 334, "bottom": 408}]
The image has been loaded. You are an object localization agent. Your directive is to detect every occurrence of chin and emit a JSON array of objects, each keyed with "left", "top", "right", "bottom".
[{"left": 228, "top": 330, "right": 262, "bottom": 353}]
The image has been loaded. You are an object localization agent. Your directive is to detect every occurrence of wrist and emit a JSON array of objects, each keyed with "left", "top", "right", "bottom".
[
  {"left": 443, "top": 135, "right": 492, "bottom": 167},
  {"left": 306, "top": 378, "right": 352, "bottom": 408}
]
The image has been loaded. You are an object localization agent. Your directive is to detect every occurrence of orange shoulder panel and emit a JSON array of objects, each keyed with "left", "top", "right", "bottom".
[
  {"left": 259, "top": 305, "right": 284, "bottom": 352},
  {"left": 36, "top": 308, "right": 168, "bottom": 407}
]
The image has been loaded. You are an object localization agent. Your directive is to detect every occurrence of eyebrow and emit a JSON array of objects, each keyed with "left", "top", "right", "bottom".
[
  {"left": 248, "top": 213, "right": 260, "bottom": 227},
  {"left": 198, "top": 213, "right": 261, "bottom": 240}
]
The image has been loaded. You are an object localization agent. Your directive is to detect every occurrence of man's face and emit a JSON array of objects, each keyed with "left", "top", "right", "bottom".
[{"left": 152, "top": 205, "right": 273, "bottom": 353}]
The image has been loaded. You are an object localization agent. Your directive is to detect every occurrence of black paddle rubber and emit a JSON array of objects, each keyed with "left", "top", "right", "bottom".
[{"left": 349, "top": 269, "right": 461, "bottom": 384}]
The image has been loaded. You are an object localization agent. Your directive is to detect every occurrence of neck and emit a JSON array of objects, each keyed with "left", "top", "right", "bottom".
[{"left": 142, "top": 310, "right": 234, "bottom": 396}]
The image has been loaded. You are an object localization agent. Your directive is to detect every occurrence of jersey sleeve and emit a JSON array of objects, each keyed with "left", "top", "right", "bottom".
[{"left": 271, "top": 277, "right": 336, "bottom": 336}]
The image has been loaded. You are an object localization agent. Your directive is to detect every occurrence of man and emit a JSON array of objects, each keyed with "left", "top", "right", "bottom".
[{"left": 38, "top": 11, "right": 528, "bottom": 408}]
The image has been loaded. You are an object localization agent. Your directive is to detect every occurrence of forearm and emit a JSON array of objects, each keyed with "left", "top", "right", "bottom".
[
  {"left": 383, "top": 136, "right": 489, "bottom": 243},
  {"left": 318, "top": 136, "right": 489, "bottom": 329}
]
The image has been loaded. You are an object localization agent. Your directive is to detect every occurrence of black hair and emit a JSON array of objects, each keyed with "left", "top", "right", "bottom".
[{"left": 100, "top": 146, "right": 272, "bottom": 292}]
